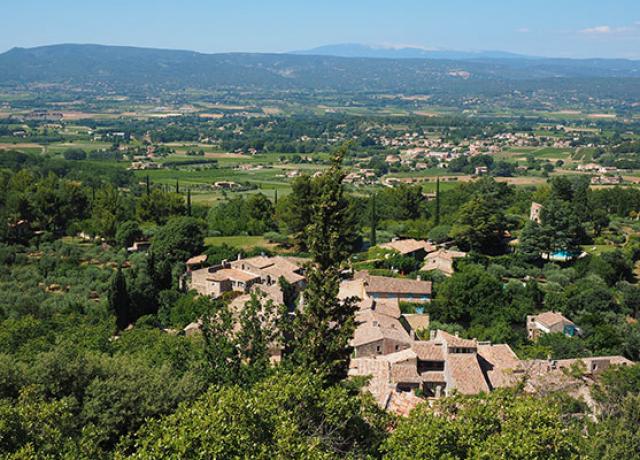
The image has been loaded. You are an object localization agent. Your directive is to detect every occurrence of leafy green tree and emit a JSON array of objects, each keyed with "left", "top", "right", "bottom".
[
  {"left": 236, "top": 293, "right": 278, "bottom": 385},
  {"left": 381, "top": 251, "right": 421, "bottom": 274},
  {"left": 536, "top": 332, "right": 590, "bottom": 359},
  {"left": 0, "top": 386, "right": 77, "bottom": 458},
  {"left": 80, "top": 354, "right": 203, "bottom": 453},
  {"left": 207, "top": 195, "right": 249, "bottom": 236},
  {"left": 586, "top": 393, "right": 640, "bottom": 460},
  {"left": 382, "top": 390, "right": 582, "bottom": 460},
  {"left": 433, "top": 264, "right": 506, "bottom": 325},
  {"left": 136, "top": 189, "right": 185, "bottom": 225},
  {"left": 518, "top": 219, "right": 545, "bottom": 262},
  {"left": 30, "top": 173, "right": 90, "bottom": 235},
  {"left": 150, "top": 216, "right": 204, "bottom": 290},
  {"left": 201, "top": 301, "right": 240, "bottom": 386},
  {"left": 451, "top": 194, "right": 505, "bottom": 253},
  {"left": 115, "top": 220, "right": 143, "bottom": 249},
  {"left": 125, "top": 371, "right": 388, "bottom": 459},
  {"left": 90, "top": 184, "right": 135, "bottom": 240},
  {"left": 539, "top": 198, "right": 584, "bottom": 254},
  {"left": 428, "top": 224, "right": 451, "bottom": 244},
  {"left": 246, "top": 193, "right": 276, "bottom": 235}
]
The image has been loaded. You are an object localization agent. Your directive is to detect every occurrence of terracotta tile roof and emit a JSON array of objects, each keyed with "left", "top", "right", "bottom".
[
  {"left": 391, "top": 365, "right": 422, "bottom": 384},
  {"left": 340, "top": 279, "right": 403, "bottom": 318},
  {"left": 403, "top": 314, "right": 430, "bottom": 334},
  {"left": 348, "top": 358, "right": 392, "bottom": 406},
  {"left": 385, "top": 391, "right": 424, "bottom": 417},
  {"left": 421, "top": 250, "right": 467, "bottom": 275},
  {"left": 358, "top": 273, "right": 432, "bottom": 295},
  {"left": 447, "top": 354, "right": 490, "bottom": 395},
  {"left": 380, "top": 239, "right": 436, "bottom": 255},
  {"left": 477, "top": 344, "right": 523, "bottom": 389},
  {"left": 373, "top": 299, "right": 402, "bottom": 318},
  {"left": 348, "top": 358, "right": 424, "bottom": 416},
  {"left": 207, "top": 268, "right": 260, "bottom": 283},
  {"left": 533, "top": 311, "right": 574, "bottom": 329},
  {"left": 434, "top": 330, "right": 477, "bottom": 349},
  {"left": 412, "top": 341, "right": 445, "bottom": 361},
  {"left": 352, "top": 310, "right": 413, "bottom": 347},
  {"left": 234, "top": 255, "right": 304, "bottom": 273},
  {"left": 380, "top": 348, "right": 417, "bottom": 364},
  {"left": 262, "top": 265, "right": 305, "bottom": 284},
  {"left": 238, "top": 256, "right": 276, "bottom": 269},
  {"left": 186, "top": 254, "right": 207, "bottom": 266},
  {"left": 339, "top": 279, "right": 367, "bottom": 300},
  {"left": 421, "top": 371, "right": 446, "bottom": 383}
]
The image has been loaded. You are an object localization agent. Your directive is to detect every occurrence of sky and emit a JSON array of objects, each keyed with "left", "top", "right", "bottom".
[{"left": 2, "top": 0, "right": 640, "bottom": 58}]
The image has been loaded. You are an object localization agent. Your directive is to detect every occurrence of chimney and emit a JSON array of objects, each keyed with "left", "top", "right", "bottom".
[
  {"left": 429, "top": 330, "right": 436, "bottom": 340},
  {"left": 237, "top": 253, "right": 242, "bottom": 261},
  {"left": 416, "top": 275, "right": 421, "bottom": 281}
]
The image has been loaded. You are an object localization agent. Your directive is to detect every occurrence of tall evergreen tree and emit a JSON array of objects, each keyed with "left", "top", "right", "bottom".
[
  {"left": 369, "top": 192, "right": 378, "bottom": 247},
  {"left": 175, "top": 179, "right": 179, "bottom": 194},
  {"left": 289, "top": 145, "right": 359, "bottom": 384},
  {"left": 435, "top": 176, "right": 441, "bottom": 226},
  {"left": 107, "top": 266, "right": 132, "bottom": 330},
  {"left": 285, "top": 175, "right": 314, "bottom": 251},
  {"left": 186, "top": 188, "right": 192, "bottom": 216},
  {"left": 145, "top": 175, "right": 150, "bottom": 196}
]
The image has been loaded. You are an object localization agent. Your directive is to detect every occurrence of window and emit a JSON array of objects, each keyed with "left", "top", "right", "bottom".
[
  {"left": 376, "top": 345, "right": 381, "bottom": 354},
  {"left": 418, "top": 360, "right": 444, "bottom": 373}
]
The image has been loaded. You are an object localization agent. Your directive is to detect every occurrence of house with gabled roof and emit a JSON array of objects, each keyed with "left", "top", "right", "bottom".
[
  {"left": 355, "top": 271, "right": 432, "bottom": 303},
  {"left": 188, "top": 255, "right": 307, "bottom": 299},
  {"left": 379, "top": 238, "right": 436, "bottom": 260},
  {"left": 349, "top": 329, "right": 529, "bottom": 413},
  {"left": 527, "top": 311, "right": 580, "bottom": 340},
  {"left": 340, "top": 278, "right": 429, "bottom": 358},
  {"left": 420, "top": 249, "right": 467, "bottom": 277}
]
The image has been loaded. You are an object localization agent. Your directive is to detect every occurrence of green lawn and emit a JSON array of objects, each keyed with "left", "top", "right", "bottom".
[
  {"left": 205, "top": 235, "right": 270, "bottom": 249},
  {"left": 581, "top": 244, "right": 620, "bottom": 256}
]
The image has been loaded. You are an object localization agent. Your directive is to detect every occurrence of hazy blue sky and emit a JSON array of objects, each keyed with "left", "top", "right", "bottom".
[{"left": 2, "top": 0, "right": 640, "bottom": 58}]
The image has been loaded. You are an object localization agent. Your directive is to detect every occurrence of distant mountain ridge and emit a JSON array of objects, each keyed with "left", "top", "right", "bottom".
[
  {"left": 290, "top": 43, "right": 533, "bottom": 60},
  {"left": 0, "top": 44, "right": 639, "bottom": 98}
]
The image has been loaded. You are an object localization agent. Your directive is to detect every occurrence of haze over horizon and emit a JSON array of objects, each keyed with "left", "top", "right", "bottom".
[{"left": 2, "top": 0, "right": 640, "bottom": 59}]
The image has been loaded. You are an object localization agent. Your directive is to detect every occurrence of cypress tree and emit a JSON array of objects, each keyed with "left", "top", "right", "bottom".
[
  {"left": 435, "top": 176, "right": 441, "bottom": 226},
  {"left": 145, "top": 175, "right": 150, "bottom": 196},
  {"left": 287, "top": 175, "right": 314, "bottom": 251},
  {"left": 108, "top": 266, "right": 132, "bottom": 330},
  {"left": 175, "top": 179, "right": 179, "bottom": 194},
  {"left": 289, "top": 145, "right": 359, "bottom": 384},
  {"left": 370, "top": 192, "right": 378, "bottom": 247},
  {"left": 274, "top": 189, "right": 278, "bottom": 207},
  {"left": 187, "top": 189, "right": 192, "bottom": 216}
]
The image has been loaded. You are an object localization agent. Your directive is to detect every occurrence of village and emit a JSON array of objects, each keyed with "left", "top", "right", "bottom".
[{"left": 176, "top": 232, "right": 631, "bottom": 415}]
